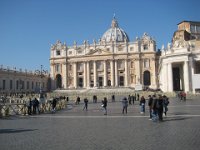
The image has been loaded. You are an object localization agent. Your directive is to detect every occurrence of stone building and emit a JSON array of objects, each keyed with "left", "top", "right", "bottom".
[
  {"left": 50, "top": 17, "right": 159, "bottom": 90},
  {"left": 159, "top": 21, "right": 200, "bottom": 93},
  {"left": 0, "top": 66, "right": 49, "bottom": 94}
]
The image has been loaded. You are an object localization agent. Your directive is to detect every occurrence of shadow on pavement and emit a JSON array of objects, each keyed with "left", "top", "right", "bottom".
[
  {"left": 163, "top": 117, "right": 190, "bottom": 122},
  {"left": 0, "top": 128, "right": 38, "bottom": 134}
]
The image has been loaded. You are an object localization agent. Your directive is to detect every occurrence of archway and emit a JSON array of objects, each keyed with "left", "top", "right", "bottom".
[
  {"left": 56, "top": 74, "right": 62, "bottom": 89},
  {"left": 143, "top": 71, "right": 151, "bottom": 86}
]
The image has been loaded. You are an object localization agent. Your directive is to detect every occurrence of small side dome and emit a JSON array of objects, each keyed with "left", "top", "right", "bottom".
[{"left": 101, "top": 17, "right": 129, "bottom": 43}]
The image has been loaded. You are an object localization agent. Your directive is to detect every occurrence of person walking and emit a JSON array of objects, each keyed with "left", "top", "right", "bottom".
[
  {"left": 128, "top": 95, "right": 132, "bottom": 105},
  {"left": 33, "top": 98, "right": 40, "bottom": 114},
  {"left": 83, "top": 98, "right": 88, "bottom": 111},
  {"left": 148, "top": 95, "right": 153, "bottom": 120},
  {"left": 76, "top": 96, "right": 80, "bottom": 105},
  {"left": 102, "top": 97, "right": 107, "bottom": 115},
  {"left": 137, "top": 93, "right": 140, "bottom": 101},
  {"left": 52, "top": 98, "right": 57, "bottom": 113},
  {"left": 163, "top": 95, "right": 169, "bottom": 116},
  {"left": 157, "top": 95, "right": 164, "bottom": 121},
  {"left": 112, "top": 95, "right": 115, "bottom": 102},
  {"left": 151, "top": 95, "right": 158, "bottom": 122},
  {"left": 27, "top": 98, "right": 32, "bottom": 115},
  {"left": 122, "top": 97, "right": 128, "bottom": 114},
  {"left": 140, "top": 96, "right": 146, "bottom": 114},
  {"left": 132, "top": 95, "right": 135, "bottom": 105}
]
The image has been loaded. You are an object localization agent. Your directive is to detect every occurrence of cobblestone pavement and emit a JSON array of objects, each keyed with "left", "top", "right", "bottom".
[{"left": 0, "top": 96, "right": 200, "bottom": 150}]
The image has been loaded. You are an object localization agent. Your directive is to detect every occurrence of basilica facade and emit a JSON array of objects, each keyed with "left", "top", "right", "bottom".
[{"left": 50, "top": 17, "right": 159, "bottom": 90}]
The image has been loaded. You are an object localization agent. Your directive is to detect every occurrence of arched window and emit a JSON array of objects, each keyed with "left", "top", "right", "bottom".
[
  {"left": 56, "top": 74, "right": 62, "bottom": 88},
  {"left": 143, "top": 71, "right": 151, "bottom": 86}
]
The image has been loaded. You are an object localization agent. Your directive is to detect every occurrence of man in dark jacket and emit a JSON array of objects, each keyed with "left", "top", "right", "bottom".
[
  {"left": 151, "top": 95, "right": 158, "bottom": 121},
  {"left": 102, "top": 97, "right": 107, "bottom": 115},
  {"left": 52, "top": 98, "right": 57, "bottom": 113},
  {"left": 148, "top": 95, "right": 153, "bottom": 120},
  {"left": 157, "top": 95, "right": 164, "bottom": 121},
  {"left": 83, "top": 98, "right": 88, "bottom": 111}
]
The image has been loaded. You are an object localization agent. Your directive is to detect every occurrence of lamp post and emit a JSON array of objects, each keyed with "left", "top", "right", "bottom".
[{"left": 35, "top": 65, "right": 48, "bottom": 93}]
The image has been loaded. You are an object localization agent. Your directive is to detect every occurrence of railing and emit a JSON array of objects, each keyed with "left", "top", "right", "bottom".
[{"left": 0, "top": 99, "right": 67, "bottom": 117}]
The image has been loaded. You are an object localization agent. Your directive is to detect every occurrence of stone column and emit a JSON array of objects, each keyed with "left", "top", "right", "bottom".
[
  {"left": 110, "top": 60, "right": 115, "bottom": 86},
  {"left": 83, "top": 62, "right": 87, "bottom": 88},
  {"left": 73, "top": 62, "right": 77, "bottom": 88},
  {"left": 104, "top": 60, "right": 107, "bottom": 87},
  {"left": 189, "top": 58, "right": 194, "bottom": 93},
  {"left": 184, "top": 61, "right": 189, "bottom": 92},
  {"left": 125, "top": 59, "right": 128, "bottom": 87},
  {"left": 162, "top": 63, "right": 168, "bottom": 92},
  {"left": 86, "top": 61, "right": 90, "bottom": 88},
  {"left": 115, "top": 60, "right": 118, "bottom": 86},
  {"left": 135, "top": 59, "right": 141, "bottom": 84},
  {"left": 93, "top": 61, "right": 97, "bottom": 87},
  {"left": 167, "top": 62, "right": 173, "bottom": 92}
]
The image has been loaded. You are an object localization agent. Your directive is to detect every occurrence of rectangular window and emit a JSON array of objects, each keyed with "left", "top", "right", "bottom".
[
  {"left": 69, "top": 51, "right": 72, "bottom": 55},
  {"left": 77, "top": 50, "right": 82, "bottom": 54},
  {"left": 21, "top": 81, "right": 24, "bottom": 89},
  {"left": 32, "top": 82, "right": 34, "bottom": 89},
  {"left": 3, "top": 80, "right": 6, "bottom": 90},
  {"left": 10, "top": 80, "right": 13, "bottom": 90},
  {"left": 27, "top": 81, "right": 29, "bottom": 89},
  {"left": 143, "top": 44, "right": 148, "bottom": 50},
  {"left": 56, "top": 50, "right": 60, "bottom": 55}
]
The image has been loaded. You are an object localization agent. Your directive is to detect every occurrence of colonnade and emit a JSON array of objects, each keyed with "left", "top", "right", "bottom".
[{"left": 72, "top": 59, "right": 129, "bottom": 88}]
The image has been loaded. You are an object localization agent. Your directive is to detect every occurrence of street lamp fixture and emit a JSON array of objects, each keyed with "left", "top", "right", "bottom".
[{"left": 35, "top": 65, "right": 48, "bottom": 93}]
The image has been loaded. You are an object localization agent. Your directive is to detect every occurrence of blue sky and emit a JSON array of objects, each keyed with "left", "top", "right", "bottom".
[{"left": 0, "top": 0, "right": 200, "bottom": 71}]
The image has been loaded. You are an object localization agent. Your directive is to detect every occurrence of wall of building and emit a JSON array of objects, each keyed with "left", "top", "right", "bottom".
[{"left": 0, "top": 67, "right": 49, "bottom": 94}]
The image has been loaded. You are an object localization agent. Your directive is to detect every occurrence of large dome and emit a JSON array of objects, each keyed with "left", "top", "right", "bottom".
[{"left": 101, "top": 17, "right": 129, "bottom": 43}]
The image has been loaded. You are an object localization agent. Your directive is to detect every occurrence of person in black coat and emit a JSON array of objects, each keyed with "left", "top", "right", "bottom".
[
  {"left": 102, "top": 97, "right": 107, "bottom": 115},
  {"left": 148, "top": 95, "right": 153, "bottom": 120},
  {"left": 157, "top": 95, "right": 164, "bottom": 121},
  {"left": 52, "top": 98, "right": 57, "bottom": 113},
  {"left": 83, "top": 98, "right": 88, "bottom": 111}
]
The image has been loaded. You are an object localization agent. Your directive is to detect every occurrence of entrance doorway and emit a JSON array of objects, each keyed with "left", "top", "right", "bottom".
[
  {"left": 98, "top": 77, "right": 103, "bottom": 87},
  {"left": 119, "top": 76, "right": 124, "bottom": 86},
  {"left": 173, "top": 67, "right": 181, "bottom": 91},
  {"left": 143, "top": 71, "right": 151, "bottom": 86},
  {"left": 56, "top": 74, "right": 62, "bottom": 89},
  {"left": 78, "top": 78, "right": 83, "bottom": 88}
]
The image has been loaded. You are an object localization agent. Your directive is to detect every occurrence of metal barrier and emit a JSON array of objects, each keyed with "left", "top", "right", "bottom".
[{"left": 0, "top": 99, "right": 67, "bottom": 117}]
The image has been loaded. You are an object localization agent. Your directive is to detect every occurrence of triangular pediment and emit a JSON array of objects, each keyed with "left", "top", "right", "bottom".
[{"left": 86, "top": 48, "right": 112, "bottom": 55}]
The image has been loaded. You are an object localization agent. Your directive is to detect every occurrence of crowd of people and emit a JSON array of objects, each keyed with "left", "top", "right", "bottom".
[
  {"left": 74, "top": 93, "right": 170, "bottom": 122},
  {"left": 26, "top": 95, "right": 67, "bottom": 115}
]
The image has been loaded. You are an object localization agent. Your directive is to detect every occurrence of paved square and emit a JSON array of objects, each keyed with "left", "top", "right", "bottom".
[{"left": 0, "top": 96, "right": 200, "bottom": 150}]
